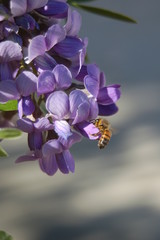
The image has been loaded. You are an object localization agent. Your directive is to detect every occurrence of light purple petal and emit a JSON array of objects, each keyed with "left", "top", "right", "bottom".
[
  {"left": 22, "top": 96, "right": 35, "bottom": 115},
  {"left": 53, "top": 64, "right": 72, "bottom": 90},
  {"left": 98, "top": 103, "right": 119, "bottom": 116},
  {"left": 65, "top": 9, "right": 82, "bottom": 36},
  {"left": 45, "top": 24, "right": 66, "bottom": 50},
  {"left": 56, "top": 151, "right": 74, "bottom": 174},
  {"left": 87, "top": 64, "right": 100, "bottom": 79},
  {"left": 39, "top": 154, "right": 58, "bottom": 176},
  {"left": 0, "top": 80, "right": 20, "bottom": 103},
  {"left": 54, "top": 36, "right": 84, "bottom": 58},
  {"left": 0, "top": 40, "right": 22, "bottom": 62},
  {"left": 64, "top": 131, "right": 82, "bottom": 149},
  {"left": 16, "top": 71, "right": 37, "bottom": 96},
  {"left": 75, "top": 121, "right": 99, "bottom": 140},
  {"left": 37, "top": 70, "right": 56, "bottom": 94},
  {"left": 18, "top": 98, "right": 23, "bottom": 118},
  {"left": 54, "top": 120, "right": 72, "bottom": 140},
  {"left": 63, "top": 150, "right": 75, "bottom": 172},
  {"left": 16, "top": 118, "right": 34, "bottom": 133},
  {"left": 46, "top": 91, "right": 69, "bottom": 119},
  {"left": 84, "top": 75, "right": 99, "bottom": 98},
  {"left": 28, "top": 35, "right": 46, "bottom": 62},
  {"left": 97, "top": 85, "right": 121, "bottom": 105},
  {"left": 34, "top": 117, "right": 54, "bottom": 131},
  {"left": 42, "top": 139, "right": 63, "bottom": 156},
  {"left": 88, "top": 97, "right": 98, "bottom": 120},
  {"left": 69, "top": 89, "right": 89, "bottom": 117},
  {"left": 27, "top": 0, "right": 48, "bottom": 12},
  {"left": 10, "top": 0, "right": 27, "bottom": 17},
  {"left": 72, "top": 101, "right": 90, "bottom": 125}
]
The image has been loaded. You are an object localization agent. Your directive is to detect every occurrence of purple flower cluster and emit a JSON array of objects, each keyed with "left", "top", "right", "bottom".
[{"left": 0, "top": 0, "right": 121, "bottom": 175}]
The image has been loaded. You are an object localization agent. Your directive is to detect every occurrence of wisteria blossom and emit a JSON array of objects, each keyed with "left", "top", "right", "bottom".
[{"left": 0, "top": 0, "right": 121, "bottom": 176}]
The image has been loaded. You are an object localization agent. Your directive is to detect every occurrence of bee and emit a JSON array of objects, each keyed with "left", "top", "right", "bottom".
[{"left": 92, "top": 118, "right": 112, "bottom": 149}]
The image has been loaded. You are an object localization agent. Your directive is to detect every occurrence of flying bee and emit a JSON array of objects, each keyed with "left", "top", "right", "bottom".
[{"left": 92, "top": 118, "right": 112, "bottom": 149}]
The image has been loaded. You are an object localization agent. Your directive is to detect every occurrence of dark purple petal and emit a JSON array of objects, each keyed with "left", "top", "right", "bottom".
[
  {"left": 34, "top": 117, "right": 54, "bottom": 131},
  {"left": 76, "top": 65, "right": 87, "bottom": 82},
  {"left": 54, "top": 120, "right": 72, "bottom": 141},
  {"left": 97, "top": 85, "right": 121, "bottom": 105},
  {"left": 22, "top": 96, "right": 35, "bottom": 116},
  {"left": 98, "top": 103, "right": 119, "bottom": 116},
  {"left": 65, "top": 9, "right": 81, "bottom": 36},
  {"left": 0, "top": 80, "right": 20, "bottom": 103},
  {"left": 28, "top": 131, "right": 43, "bottom": 150},
  {"left": 27, "top": 0, "right": 48, "bottom": 12},
  {"left": 75, "top": 121, "right": 99, "bottom": 140},
  {"left": 17, "top": 118, "right": 34, "bottom": 133},
  {"left": 15, "top": 14, "right": 38, "bottom": 30},
  {"left": 34, "top": 53, "right": 57, "bottom": 72},
  {"left": 54, "top": 36, "right": 84, "bottom": 58},
  {"left": 37, "top": 70, "right": 56, "bottom": 94},
  {"left": 39, "top": 154, "right": 58, "bottom": 176},
  {"left": 10, "top": 0, "right": 27, "bottom": 17},
  {"left": 45, "top": 24, "right": 66, "bottom": 50},
  {"left": 46, "top": 91, "right": 69, "bottom": 119},
  {"left": 0, "top": 63, "right": 13, "bottom": 81},
  {"left": 37, "top": 0, "right": 68, "bottom": 18},
  {"left": 0, "top": 40, "right": 22, "bottom": 62},
  {"left": 53, "top": 64, "right": 72, "bottom": 90},
  {"left": 16, "top": 71, "right": 37, "bottom": 96},
  {"left": 42, "top": 139, "right": 63, "bottom": 156},
  {"left": 84, "top": 75, "right": 99, "bottom": 98},
  {"left": 72, "top": 101, "right": 90, "bottom": 125},
  {"left": 28, "top": 35, "right": 46, "bottom": 62},
  {"left": 56, "top": 152, "right": 70, "bottom": 174},
  {"left": 69, "top": 89, "right": 89, "bottom": 117}
]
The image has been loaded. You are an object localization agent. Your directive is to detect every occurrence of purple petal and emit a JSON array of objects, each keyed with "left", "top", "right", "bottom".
[
  {"left": 34, "top": 53, "right": 56, "bottom": 72},
  {"left": 72, "top": 101, "right": 90, "bottom": 125},
  {"left": 18, "top": 98, "right": 23, "bottom": 119},
  {"left": 0, "top": 40, "right": 22, "bottom": 62},
  {"left": 84, "top": 75, "right": 99, "bottom": 98},
  {"left": 63, "top": 131, "right": 82, "bottom": 149},
  {"left": 39, "top": 154, "right": 58, "bottom": 176},
  {"left": 97, "top": 85, "right": 121, "bottom": 105},
  {"left": 16, "top": 71, "right": 37, "bottom": 96},
  {"left": 0, "top": 80, "right": 20, "bottom": 103},
  {"left": 76, "top": 65, "right": 88, "bottom": 82},
  {"left": 53, "top": 64, "right": 72, "bottom": 90},
  {"left": 28, "top": 35, "right": 46, "bottom": 62},
  {"left": 99, "top": 72, "right": 106, "bottom": 88},
  {"left": 46, "top": 91, "right": 69, "bottom": 119},
  {"left": 28, "top": 131, "right": 43, "bottom": 150},
  {"left": 69, "top": 89, "right": 89, "bottom": 117},
  {"left": 37, "top": 70, "right": 56, "bottom": 94},
  {"left": 98, "top": 103, "right": 119, "bottom": 116},
  {"left": 87, "top": 64, "right": 100, "bottom": 79},
  {"left": 0, "top": 63, "right": 14, "bottom": 81},
  {"left": 54, "top": 120, "right": 72, "bottom": 144},
  {"left": 15, "top": 153, "right": 38, "bottom": 163},
  {"left": 88, "top": 97, "right": 98, "bottom": 120},
  {"left": 42, "top": 139, "right": 63, "bottom": 156},
  {"left": 22, "top": 96, "right": 35, "bottom": 116},
  {"left": 27, "top": 0, "right": 48, "bottom": 12},
  {"left": 34, "top": 117, "right": 54, "bottom": 131},
  {"left": 37, "top": 0, "right": 68, "bottom": 18},
  {"left": 16, "top": 118, "right": 34, "bottom": 133},
  {"left": 75, "top": 121, "right": 99, "bottom": 140},
  {"left": 10, "top": 0, "right": 27, "bottom": 17},
  {"left": 15, "top": 14, "right": 38, "bottom": 30},
  {"left": 54, "top": 36, "right": 84, "bottom": 58},
  {"left": 65, "top": 9, "right": 82, "bottom": 36},
  {"left": 45, "top": 24, "right": 66, "bottom": 50},
  {"left": 56, "top": 151, "right": 74, "bottom": 174}
]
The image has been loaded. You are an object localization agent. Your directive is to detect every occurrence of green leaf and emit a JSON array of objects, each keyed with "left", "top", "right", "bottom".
[
  {"left": 0, "top": 146, "right": 8, "bottom": 157},
  {"left": 70, "top": 3, "right": 137, "bottom": 23},
  {"left": 0, "top": 100, "right": 18, "bottom": 111},
  {"left": 0, "top": 231, "right": 13, "bottom": 240},
  {"left": 0, "top": 128, "right": 22, "bottom": 139}
]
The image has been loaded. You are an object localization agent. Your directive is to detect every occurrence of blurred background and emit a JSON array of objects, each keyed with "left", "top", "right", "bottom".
[{"left": 1, "top": 0, "right": 160, "bottom": 239}]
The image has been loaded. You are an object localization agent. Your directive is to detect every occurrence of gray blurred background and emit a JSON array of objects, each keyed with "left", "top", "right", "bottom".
[{"left": 1, "top": 0, "right": 160, "bottom": 239}]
